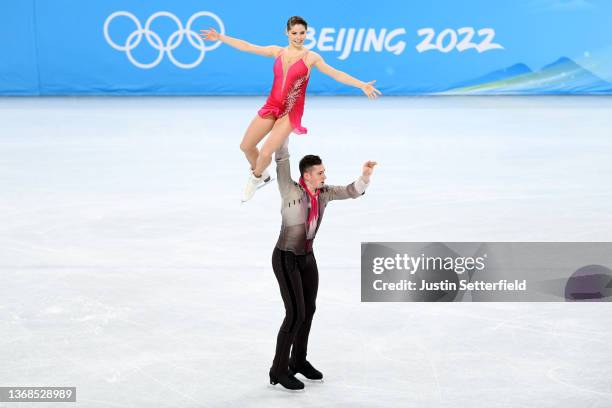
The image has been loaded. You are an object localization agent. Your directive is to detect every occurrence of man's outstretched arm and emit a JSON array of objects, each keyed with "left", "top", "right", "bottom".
[{"left": 327, "top": 160, "right": 377, "bottom": 201}]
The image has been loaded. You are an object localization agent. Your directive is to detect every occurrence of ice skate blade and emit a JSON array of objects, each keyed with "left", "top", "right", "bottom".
[
  {"left": 257, "top": 177, "right": 275, "bottom": 190},
  {"left": 267, "top": 383, "right": 305, "bottom": 393},
  {"left": 303, "top": 378, "right": 324, "bottom": 383}
]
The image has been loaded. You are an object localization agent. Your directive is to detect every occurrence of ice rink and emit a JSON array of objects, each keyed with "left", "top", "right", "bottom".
[{"left": 1, "top": 96, "right": 612, "bottom": 407}]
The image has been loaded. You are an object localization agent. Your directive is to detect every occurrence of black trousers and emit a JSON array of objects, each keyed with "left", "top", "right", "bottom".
[{"left": 270, "top": 247, "right": 319, "bottom": 376}]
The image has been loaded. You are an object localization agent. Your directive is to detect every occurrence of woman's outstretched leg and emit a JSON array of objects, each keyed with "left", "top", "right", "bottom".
[
  {"left": 253, "top": 115, "right": 293, "bottom": 177},
  {"left": 242, "top": 115, "right": 293, "bottom": 202},
  {"left": 240, "top": 115, "right": 276, "bottom": 170}
]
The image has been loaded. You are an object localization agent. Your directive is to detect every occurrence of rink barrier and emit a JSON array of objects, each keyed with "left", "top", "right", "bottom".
[{"left": 2, "top": 1, "right": 612, "bottom": 95}]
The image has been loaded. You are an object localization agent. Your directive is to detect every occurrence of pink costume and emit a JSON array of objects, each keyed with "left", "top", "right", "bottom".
[{"left": 258, "top": 50, "right": 310, "bottom": 135}]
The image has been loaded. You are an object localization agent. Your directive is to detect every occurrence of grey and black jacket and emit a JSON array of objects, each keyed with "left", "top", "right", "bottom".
[{"left": 274, "top": 143, "right": 369, "bottom": 255}]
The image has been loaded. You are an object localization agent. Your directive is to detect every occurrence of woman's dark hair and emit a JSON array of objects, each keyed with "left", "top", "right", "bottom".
[
  {"left": 286, "top": 16, "right": 308, "bottom": 31},
  {"left": 299, "top": 155, "right": 322, "bottom": 176}
]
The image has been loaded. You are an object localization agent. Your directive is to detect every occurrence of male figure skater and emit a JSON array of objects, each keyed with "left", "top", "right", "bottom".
[{"left": 269, "top": 139, "right": 377, "bottom": 390}]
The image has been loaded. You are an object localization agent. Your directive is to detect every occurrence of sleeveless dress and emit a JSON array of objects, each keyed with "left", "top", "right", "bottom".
[{"left": 258, "top": 49, "right": 310, "bottom": 135}]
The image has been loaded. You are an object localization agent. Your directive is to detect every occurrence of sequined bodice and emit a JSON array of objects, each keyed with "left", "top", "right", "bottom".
[{"left": 258, "top": 49, "right": 310, "bottom": 135}]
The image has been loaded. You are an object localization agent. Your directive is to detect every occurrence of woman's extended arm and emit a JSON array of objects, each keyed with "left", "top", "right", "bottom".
[
  {"left": 199, "top": 27, "right": 281, "bottom": 57},
  {"left": 311, "top": 52, "right": 382, "bottom": 99}
]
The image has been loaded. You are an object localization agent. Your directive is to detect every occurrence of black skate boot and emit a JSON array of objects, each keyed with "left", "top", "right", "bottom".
[
  {"left": 288, "top": 360, "right": 323, "bottom": 381},
  {"left": 269, "top": 370, "right": 305, "bottom": 391}
]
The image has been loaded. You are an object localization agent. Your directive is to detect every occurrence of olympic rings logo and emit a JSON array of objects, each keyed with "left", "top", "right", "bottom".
[{"left": 103, "top": 11, "right": 225, "bottom": 69}]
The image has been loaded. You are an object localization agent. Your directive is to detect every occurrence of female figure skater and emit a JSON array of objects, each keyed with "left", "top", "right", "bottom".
[{"left": 200, "top": 16, "right": 381, "bottom": 202}]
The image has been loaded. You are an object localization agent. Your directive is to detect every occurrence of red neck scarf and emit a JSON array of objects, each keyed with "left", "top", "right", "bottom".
[{"left": 299, "top": 177, "right": 321, "bottom": 226}]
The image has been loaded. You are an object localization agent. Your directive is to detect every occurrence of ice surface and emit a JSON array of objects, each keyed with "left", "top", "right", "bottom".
[{"left": 1, "top": 96, "right": 611, "bottom": 407}]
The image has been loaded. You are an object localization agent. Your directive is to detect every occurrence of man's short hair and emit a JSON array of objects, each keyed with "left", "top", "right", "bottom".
[{"left": 299, "top": 155, "right": 322, "bottom": 177}]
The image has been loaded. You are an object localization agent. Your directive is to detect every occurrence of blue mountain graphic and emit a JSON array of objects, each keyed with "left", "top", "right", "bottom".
[
  {"left": 536, "top": 57, "right": 612, "bottom": 93},
  {"left": 449, "top": 63, "right": 533, "bottom": 89},
  {"left": 442, "top": 57, "right": 612, "bottom": 94}
]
